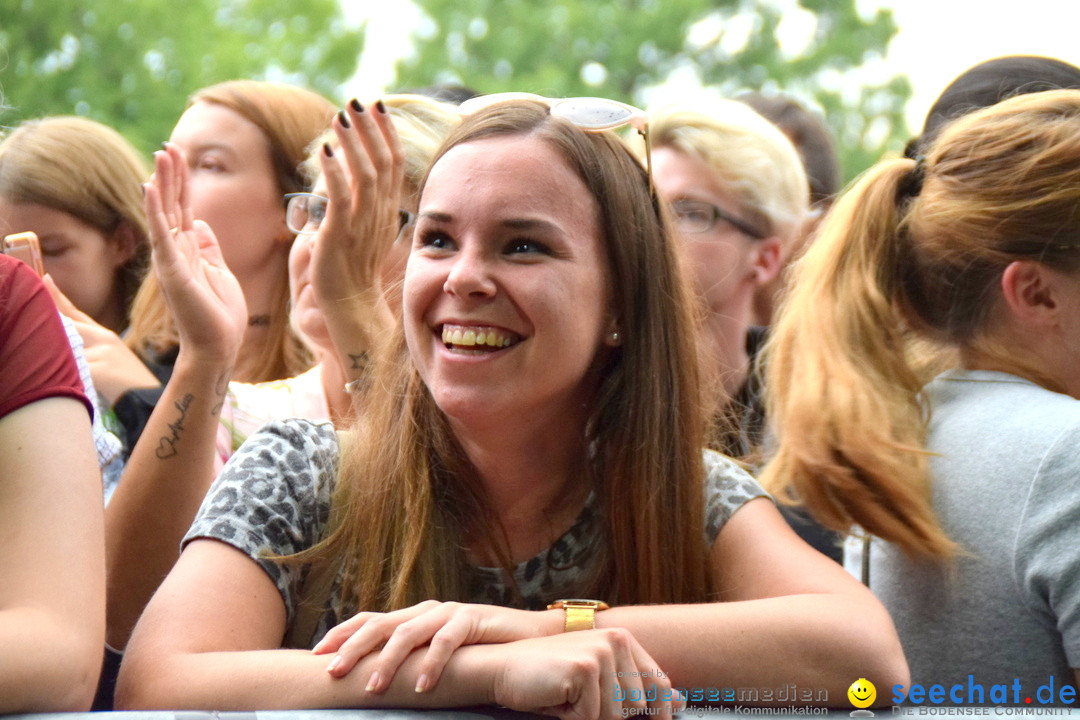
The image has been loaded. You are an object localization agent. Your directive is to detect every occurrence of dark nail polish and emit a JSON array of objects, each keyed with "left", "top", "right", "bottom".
[
  {"left": 338, "top": 110, "right": 351, "bottom": 129},
  {"left": 375, "top": 99, "right": 387, "bottom": 114},
  {"left": 350, "top": 98, "right": 364, "bottom": 113},
  {"left": 323, "top": 142, "right": 334, "bottom": 157}
]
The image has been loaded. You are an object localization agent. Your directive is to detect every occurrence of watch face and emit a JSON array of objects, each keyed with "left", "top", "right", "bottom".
[{"left": 551, "top": 599, "right": 609, "bottom": 609}]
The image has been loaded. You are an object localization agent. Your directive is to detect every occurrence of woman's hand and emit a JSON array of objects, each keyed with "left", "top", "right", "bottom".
[
  {"left": 144, "top": 144, "right": 247, "bottom": 366},
  {"left": 42, "top": 275, "right": 159, "bottom": 404},
  {"left": 491, "top": 629, "right": 683, "bottom": 720},
  {"left": 314, "top": 600, "right": 558, "bottom": 691},
  {"left": 310, "top": 99, "right": 405, "bottom": 320}
]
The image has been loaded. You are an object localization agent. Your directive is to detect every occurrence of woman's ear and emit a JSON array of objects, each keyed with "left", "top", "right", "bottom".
[
  {"left": 1000, "top": 260, "right": 1058, "bottom": 326},
  {"left": 108, "top": 222, "right": 140, "bottom": 267},
  {"left": 750, "top": 236, "right": 783, "bottom": 285}
]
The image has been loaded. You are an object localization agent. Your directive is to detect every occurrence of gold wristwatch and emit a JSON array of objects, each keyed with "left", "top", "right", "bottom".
[{"left": 546, "top": 599, "right": 610, "bottom": 631}]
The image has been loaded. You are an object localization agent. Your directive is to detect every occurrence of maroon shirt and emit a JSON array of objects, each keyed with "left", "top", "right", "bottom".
[{"left": 0, "top": 254, "right": 91, "bottom": 420}]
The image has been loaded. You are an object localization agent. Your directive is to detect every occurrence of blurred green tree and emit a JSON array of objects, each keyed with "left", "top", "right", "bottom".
[
  {"left": 394, "top": 0, "right": 910, "bottom": 181},
  {"left": 0, "top": 0, "right": 361, "bottom": 154}
]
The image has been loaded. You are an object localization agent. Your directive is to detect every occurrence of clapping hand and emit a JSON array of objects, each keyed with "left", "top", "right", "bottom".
[{"left": 143, "top": 144, "right": 247, "bottom": 366}]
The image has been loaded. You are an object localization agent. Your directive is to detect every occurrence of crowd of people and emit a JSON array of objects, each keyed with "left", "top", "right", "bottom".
[{"left": 0, "top": 52, "right": 1078, "bottom": 715}]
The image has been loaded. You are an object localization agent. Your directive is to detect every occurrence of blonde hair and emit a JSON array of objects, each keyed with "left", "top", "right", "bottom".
[
  {"left": 303, "top": 94, "right": 461, "bottom": 197},
  {"left": 0, "top": 115, "right": 151, "bottom": 318},
  {"left": 126, "top": 80, "right": 335, "bottom": 382},
  {"left": 760, "top": 89, "right": 1080, "bottom": 559},
  {"left": 294, "top": 100, "right": 710, "bottom": 620},
  {"left": 649, "top": 99, "right": 809, "bottom": 246}
]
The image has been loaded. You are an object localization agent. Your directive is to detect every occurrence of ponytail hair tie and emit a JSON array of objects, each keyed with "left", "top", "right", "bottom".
[{"left": 897, "top": 155, "right": 926, "bottom": 203}]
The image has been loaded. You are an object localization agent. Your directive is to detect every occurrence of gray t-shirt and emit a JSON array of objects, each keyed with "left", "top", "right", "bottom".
[
  {"left": 862, "top": 369, "right": 1080, "bottom": 691},
  {"left": 184, "top": 418, "right": 768, "bottom": 647}
]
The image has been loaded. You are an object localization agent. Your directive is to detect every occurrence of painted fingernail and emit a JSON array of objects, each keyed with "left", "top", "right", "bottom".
[
  {"left": 323, "top": 142, "right": 334, "bottom": 157},
  {"left": 375, "top": 99, "right": 387, "bottom": 114},
  {"left": 415, "top": 674, "right": 429, "bottom": 693},
  {"left": 327, "top": 655, "right": 342, "bottom": 674},
  {"left": 365, "top": 670, "right": 381, "bottom": 692},
  {"left": 350, "top": 98, "right": 364, "bottom": 113},
  {"left": 338, "top": 110, "right": 351, "bottom": 129}
]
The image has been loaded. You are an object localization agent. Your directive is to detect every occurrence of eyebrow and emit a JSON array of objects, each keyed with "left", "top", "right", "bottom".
[
  {"left": 418, "top": 211, "right": 562, "bottom": 233},
  {"left": 188, "top": 142, "right": 237, "bottom": 156}
]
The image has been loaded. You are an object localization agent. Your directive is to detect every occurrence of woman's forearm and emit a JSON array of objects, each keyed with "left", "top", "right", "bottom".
[
  {"left": 104, "top": 354, "right": 233, "bottom": 648},
  {"left": 117, "top": 644, "right": 493, "bottom": 710},
  {"left": 319, "top": 292, "right": 394, "bottom": 389},
  {"left": 599, "top": 594, "right": 908, "bottom": 704}
]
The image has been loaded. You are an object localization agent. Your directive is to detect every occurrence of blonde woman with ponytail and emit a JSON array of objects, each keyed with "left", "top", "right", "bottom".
[{"left": 762, "top": 89, "right": 1080, "bottom": 690}]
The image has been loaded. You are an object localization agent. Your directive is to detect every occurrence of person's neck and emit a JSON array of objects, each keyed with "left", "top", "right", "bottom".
[
  {"left": 703, "top": 300, "right": 752, "bottom": 410},
  {"left": 318, "top": 355, "right": 352, "bottom": 423},
  {"left": 97, "top": 295, "right": 130, "bottom": 336},
  {"left": 233, "top": 254, "right": 288, "bottom": 381},
  {"left": 452, "top": 405, "right": 592, "bottom": 565},
  {"left": 959, "top": 334, "right": 1078, "bottom": 399}
]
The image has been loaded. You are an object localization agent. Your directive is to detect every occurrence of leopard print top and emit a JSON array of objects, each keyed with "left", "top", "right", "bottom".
[{"left": 183, "top": 419, "right": 768, "bottom": 646}]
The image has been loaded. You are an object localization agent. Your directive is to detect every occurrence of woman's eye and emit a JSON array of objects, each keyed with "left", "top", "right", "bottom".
[
  {"left": 506, "top": 239, "right": 548, "bottom": 255},
  {"left": 417, "top": 230, "right": 455, "bottom": 251},
  {"left": 41, "top": 245, "right": 67, "bottom": 258},
  {"left": 196, "top": 156, "right": 226, "bottom": 172},
  {"left": 309, "top": 203, "right": 327, "bottom": 223}
]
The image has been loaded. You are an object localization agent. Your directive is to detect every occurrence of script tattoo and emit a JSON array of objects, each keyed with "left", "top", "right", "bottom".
[{"left": 155, "top": 393, "right": 194, "bottom": 459}]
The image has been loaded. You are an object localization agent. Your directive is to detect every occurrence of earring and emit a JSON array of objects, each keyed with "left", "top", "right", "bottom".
[{"left": 610, "top": 331, "right": 620, "bottom": 343}]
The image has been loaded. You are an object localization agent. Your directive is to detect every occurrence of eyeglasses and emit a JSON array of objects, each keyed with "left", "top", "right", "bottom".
[
  {"left": 284, "top": 192, "right": 416, "bottom": 241},
  {"left": 457, "top": 92, "right": 653, "bottom": 195},
  {"left": 670, "top": 199, "right": 767, "bottom": 239}
]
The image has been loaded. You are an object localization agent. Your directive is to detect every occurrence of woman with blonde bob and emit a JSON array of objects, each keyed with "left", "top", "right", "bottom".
[
  {"left": 762, "top": 89, "right": 1080, "bottom": 688},
  {"left": 118, "top": 98, "right": 905, "bottom": 714}
]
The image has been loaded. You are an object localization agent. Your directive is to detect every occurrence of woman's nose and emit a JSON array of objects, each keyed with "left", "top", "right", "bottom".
[{"left": 443, "top": 249, "right": 497, "bottom": 299}]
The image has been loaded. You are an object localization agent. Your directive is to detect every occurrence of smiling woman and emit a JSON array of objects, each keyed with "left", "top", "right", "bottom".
[{"left": 117, "top": 98, "right": 907, "bottom": 715}]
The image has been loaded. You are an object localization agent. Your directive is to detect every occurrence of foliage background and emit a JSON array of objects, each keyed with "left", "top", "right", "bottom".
[
  {"left": 0, "top": 0, "right": 362, "bottom": 154},
  {"left": 393, "top": 0, "right": 911, "bottom": 181},
  {"left": 1, "top": 0, "right": 908, "bottom": 179}
]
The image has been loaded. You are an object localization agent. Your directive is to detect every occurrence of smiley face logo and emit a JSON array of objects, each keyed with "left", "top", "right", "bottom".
[{"left": 848, "top": 678, "right": 876, "bottom": 709}]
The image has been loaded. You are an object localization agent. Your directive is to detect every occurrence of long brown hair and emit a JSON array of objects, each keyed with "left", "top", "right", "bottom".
[
  {"left": 125, "top": 80, "right": 335, "bottom": 381},
  {"left": 300, "top": 100, "right": 711, "bottom": 613},
  {"left": 761, "top": 89, "right": 1080, "bottom": 559},
  {"left": 0, "top": 115, "right": 151, "bottom": 322}
]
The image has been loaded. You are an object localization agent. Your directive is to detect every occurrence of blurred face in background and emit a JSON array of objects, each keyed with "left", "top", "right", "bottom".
[
  {"left": 168, "top": 101, "right": 290, "bottom": 280},
  {"left": 0, "top": 198, "right": 134, "bottom": 332},
  {"left": 652, "top": 145, "right": 777, "bottom": 320}
]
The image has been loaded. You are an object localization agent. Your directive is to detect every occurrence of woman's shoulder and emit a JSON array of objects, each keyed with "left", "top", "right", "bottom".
[
  {"left": 701, "top": 448, "right": 770, "bottom": 542},
  {"left": 230, "top": 417, "right": 339, "bottom": 472}
]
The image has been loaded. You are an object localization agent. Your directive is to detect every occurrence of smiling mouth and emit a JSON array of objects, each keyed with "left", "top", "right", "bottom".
[{"left": 440, "top": 324, "right": 521, "bottom": 354}]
